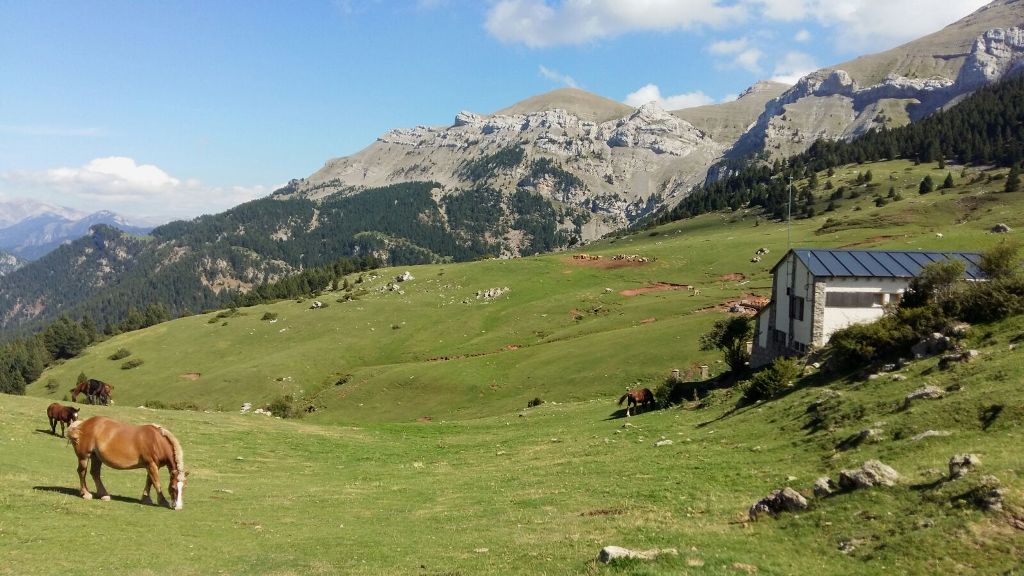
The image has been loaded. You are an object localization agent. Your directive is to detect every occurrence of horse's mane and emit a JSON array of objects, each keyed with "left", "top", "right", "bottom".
[
  {"left": 66, "top": 420, "right": 84, "bottom": 446},
  {"left": 153, "top": 425, "right": 185, "bottom": 482}
]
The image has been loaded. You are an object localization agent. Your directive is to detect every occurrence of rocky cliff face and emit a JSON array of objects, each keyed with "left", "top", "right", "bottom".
[
  {"left": 732, "top": 18, "right": 1024, "bottom": 160},
  {"left": 295, "top": 92, "right": 724, "bottom": 239}
]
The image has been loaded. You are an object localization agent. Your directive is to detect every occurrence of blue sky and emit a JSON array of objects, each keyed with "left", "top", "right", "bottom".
[{"left": 0, "top": 0, "right": 991, "bottom": 224}]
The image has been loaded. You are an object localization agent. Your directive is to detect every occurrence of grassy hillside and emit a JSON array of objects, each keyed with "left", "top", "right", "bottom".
[
  {"left": 3, "top": 308, "right": 1022, "bottom": 574},
  {"left": 26, "top": 159, "right": 1020, "bottom": 424},
  {"left": 5, "top": 158, "right": 1023, "bottom": 573}
]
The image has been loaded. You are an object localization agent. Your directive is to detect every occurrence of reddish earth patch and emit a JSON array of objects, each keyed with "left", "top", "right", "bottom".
[
  {"left": 580, "top": 508, "right": 625, "bottom": 517},
  {"left": 564, "top": 256, "right": 649, "bottom": 270},
  {"left": 427, "top": 344, "right": 523, "bottom": 362},
  {"left": 417, "top": 416, "right": 433, "bottom": 423},
  {"left": 718, "top": 273, "right": 746, "bottom": 282},
  {"left": 179, "top": 372, "right": 201, "bottom": 381},
  {"left": 639, "top": 317, "right": 657, "bottom": 324},
  {"left": 620, "top": 282, "right": 690, "bottom": 296},
  {"left": 707, "top": 293, "right": 770, "bottom": 314}
]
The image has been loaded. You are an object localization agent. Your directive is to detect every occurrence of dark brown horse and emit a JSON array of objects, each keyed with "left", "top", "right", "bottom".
[
  {"left": 67, "top": 416, "right": 187, "bottom": 509},
  {"left": 70, "top": 378, "right": 113, "bottom": 405},
  {"left": 46, "top": 403, "right": 80, "bottom": 437},
  {"left": 618, "top": 387, "right": 655, "bottom": 417}
]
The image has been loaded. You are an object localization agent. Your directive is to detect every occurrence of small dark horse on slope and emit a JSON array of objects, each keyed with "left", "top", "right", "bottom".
[
  {"left": 47, "top": 403, "right": 80, "bottom": 437},
  {"left": 71, "top": 378, "right": 113, "bottom": 405},
  {"left": 618, "top": 387, "right": 655, "bottom": 417}
]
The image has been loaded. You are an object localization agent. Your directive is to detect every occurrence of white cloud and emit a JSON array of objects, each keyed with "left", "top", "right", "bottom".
[
  {"left": 624, "top": 84, "right": 715, "bottom": 110},
  {"left": 745, "top": 0, "right": 990, "bottom": 53},
  {"left": 539, "top": 65, "right": 579, "bottom": 88},
  {"left": 770, "top": 50, "right": 818, "bottom": 84},
  {"left": 0, "top": 157, "right": 271, "bottom": 224},
  {"left": 707, "top": 38, "right": 763, "bottom": 73},
  {"left": 794, "top": 28, "right": 811, "bottom": 42},
  {"left": 485, "top": 0, "right": 749, "bottom": 48}
]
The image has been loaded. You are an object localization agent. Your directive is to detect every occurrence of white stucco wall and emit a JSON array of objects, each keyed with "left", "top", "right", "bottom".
[
  {"left": 771, "top": 253, "right": 816, "bottom": 347},
  {"left": 819, "top": 277, "right": 909, "bottom": 344}
]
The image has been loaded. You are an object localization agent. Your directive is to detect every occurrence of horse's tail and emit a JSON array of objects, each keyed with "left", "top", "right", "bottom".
[{"left": 618, "top": 393, "right": 629, "bottom": 406}]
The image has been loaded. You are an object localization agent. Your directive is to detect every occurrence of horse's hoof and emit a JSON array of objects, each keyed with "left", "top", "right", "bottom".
[
  {"left": 81, "top": 492, "right": 93, "bottom": 500},
  {"left": 99, "top": 495, "right": 111, "bottom": 501}
]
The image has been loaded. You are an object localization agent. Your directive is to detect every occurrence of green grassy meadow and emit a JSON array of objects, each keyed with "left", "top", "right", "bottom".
[{"left": 3, "top": 159, "right": 1023, "bottom": 574}]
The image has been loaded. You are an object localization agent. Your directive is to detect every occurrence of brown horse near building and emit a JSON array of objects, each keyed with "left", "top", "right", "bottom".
[
  {"left": 618, "top": 387, "right": 655, "bottom": 417},
  {"left": 46, "top": 403, "right": 80, "bottom": 437},
  {"left": 67, "top": 416, "right": 187, "bottom": 510}
]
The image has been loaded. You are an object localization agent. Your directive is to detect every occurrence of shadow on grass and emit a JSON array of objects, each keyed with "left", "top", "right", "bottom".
[
  {"left": 604, "top": 407, "right": 658, "bottom": 420},
  {"left": 33, "top": 486, "right": 142, "bottom": 505}
]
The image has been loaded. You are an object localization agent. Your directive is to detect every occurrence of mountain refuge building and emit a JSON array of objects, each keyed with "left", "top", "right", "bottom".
[{"left": 751, "top": 248, "right": 984, "bottom": 368}]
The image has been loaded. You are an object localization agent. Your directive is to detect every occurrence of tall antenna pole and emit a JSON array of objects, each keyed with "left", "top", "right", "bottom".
[{"left": 787, "top": 176, "right": 793, "bottom": 250}]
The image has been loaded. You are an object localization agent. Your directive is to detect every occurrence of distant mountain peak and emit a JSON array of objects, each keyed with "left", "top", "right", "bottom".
[
  {"left": 738, "top": 80, "right": 792, "bottom": 99},
  {"left": 491, "top": 87, "right": 635, "bottom": 123}
]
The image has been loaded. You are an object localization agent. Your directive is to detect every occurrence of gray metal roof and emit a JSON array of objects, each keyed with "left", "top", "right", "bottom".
[{"left": 790, "top": 249, "right": 985, "bottom": 280}]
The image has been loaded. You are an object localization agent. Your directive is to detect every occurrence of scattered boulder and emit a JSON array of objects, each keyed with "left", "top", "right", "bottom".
[
  {"left": 476, "top": 287, "right": 510, "bottom": 300},
  {"left": 395, "top": 271, "right": 414, "bottom": 282},
  {"left": 905, "top": 385, "right": 945, "bottom": 405},
  {"left": 836, "top": 428, "right": 883, "bottom": 451},
  {"left": 911, "top": 333, "right": 952, "bottom": 358},
  {"left": 938, "top": 350, "right": 979, "bottom": 369},
  {"left": 991, "top": 223, "right": 1013, "bottom": 233},
  {"left": 966, "top": 475, "right": 1006, "bottom": 511},
  {"left": 597, "top": 546, "right": 678, "bottom": 564},
  {"left": 910, "top": 430, "right": 951, "bottom": 441},
  {"left": 654, "top": 439, "right": 674, "bottom": 447},
  {"left": 748, "top": 487, "right": 808, "bottom": 520},
  {"left": 813, "top": 476, "right": 838, "bottom": 497},
  {"left": 838, "top": 460, "right": 900, "bottom": 490},
  {"left": 949, "top": 453, "right": 982, "bottom": 480}
]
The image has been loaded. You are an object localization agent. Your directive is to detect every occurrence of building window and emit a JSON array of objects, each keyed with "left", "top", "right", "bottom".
[
  {"left": 825, "top": 292, "right": 884, "bottom": 308},
  {"left": 789, "top": 296, "right": 805, "bottom": 321}
]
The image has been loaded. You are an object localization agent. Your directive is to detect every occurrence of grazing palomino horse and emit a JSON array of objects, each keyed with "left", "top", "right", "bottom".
[
  {"left": 618, "top": 387, "right": 655, "bottom": 417},
  {"left": 67, "top": 416, "right": 187, "bottom": 510},
  {"left": 70, "top": 378, "right": 113, "bottom": 405},
  {"left": 46, "top": 403, "right": 79, "bottom": 437}
]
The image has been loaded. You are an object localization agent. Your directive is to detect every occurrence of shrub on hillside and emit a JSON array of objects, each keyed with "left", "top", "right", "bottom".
[
  {"left": 527, "top": 397, "right": 544, "bottom": 408},
  {"left": 108, "top": 348, "right": 131, "bottom": 360},
  {"left": 267, "top": 394, "right": 300, "bottom": 418},
  {"left": 121, "top": 359, "right": 144, "bottom": 370},
  {"left": 261, "top": 312, "right": 278, "bottom": 321},
  {"left": 742, "top": 357, "right": 802, "bottom": 401}
]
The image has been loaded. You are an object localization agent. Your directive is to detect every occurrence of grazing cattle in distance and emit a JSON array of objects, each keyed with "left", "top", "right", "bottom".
[
  {"left": 46, "top": 403, "right": 80, "bottom": 437},
  {"left": 70, "top": 378, "right": 113, "bottom": 405},
  {"left": 618, "top": 387, "right": 655, "bottom": 417},
  {"left": 67, "top": 416, "right": 188, "bottom": 510}
]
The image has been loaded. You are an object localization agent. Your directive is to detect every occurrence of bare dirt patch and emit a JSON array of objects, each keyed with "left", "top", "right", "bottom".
[
  {"left": 718, "top": 273, "right": 746, "bottom": 282},
  {"left": 179, "top": 372, "right": 201, "bottom": 381},
  {"left": 620, "top": 282, "right": 690, "bottom": 296},
  {"left": 417, "top": 416, "right": 433, "bottom": 423},
  {"left": 639, "top": 317, "right": 657, "bottom": 324},
  {"left": 706, "top": 293, "right": 769, "bottom": 314}
]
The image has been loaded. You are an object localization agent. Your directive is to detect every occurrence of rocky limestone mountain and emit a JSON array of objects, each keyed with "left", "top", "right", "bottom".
[
  {"left": 0, "top": 200, "right": 152, "bottom": 261},
  {"left": 0, "top": 251, "right": 22, "bottom": 276},
  {"left": 293, "top": 88, "right": 726, "bottom": 241},
  {"left": 731, "top": 0, "right": 1024, "bottom": 160},
  {"left": 673, "top": 81, "right": 790, "bottom": 145}
]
